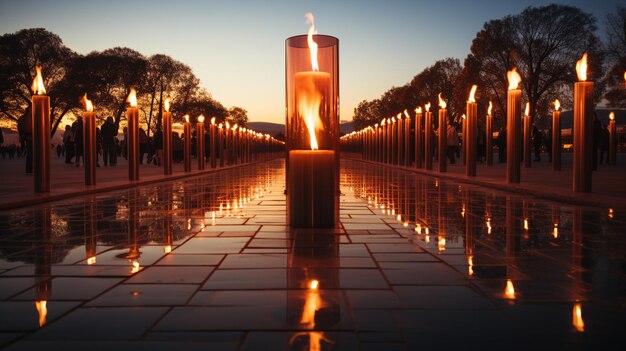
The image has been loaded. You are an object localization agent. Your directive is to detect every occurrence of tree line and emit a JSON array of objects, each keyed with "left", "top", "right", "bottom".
[
  {"left": 0, "top": 28, "right": 249, "bottom": 137},
  {"left": 353, "top": 5, "right": 626, "bottom": 130}
]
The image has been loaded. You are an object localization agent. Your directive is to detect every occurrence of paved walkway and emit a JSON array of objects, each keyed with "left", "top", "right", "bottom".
[
  {"left": 0, "top": 159, "right": 623, "bottom": 350},
  {"left": 347, "top": 152, "right": 626, "bottom": 211}
]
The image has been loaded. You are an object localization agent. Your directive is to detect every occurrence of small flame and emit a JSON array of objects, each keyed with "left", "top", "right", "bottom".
[
  {"left": 381, "top": 118, "right": 386, "bottom": 126},
  {"left": 576, "top": 53, "right": 587, "bottom": 82},
  {"left": 130, "top": 260, "right": 140, "bottom": 274},
  {"left": 505, "top": 279, "right": 516, "bottom": 299},
  {"left": 164, "top": 245, "right": 172, "bottom": 254},
  {"left": 554, "top": 99, "right": 560, "bottom": 111},
  {"left": 553, "top": 223, "right": 558, "bottom": 239},
  {"left": 127, "top": 88, "right": 137, "bottom": 107},
  {"left": 87, "top": 256, "right": 96, "bottom": 265},
  {"left": 198, "top": 115, "right": 205, "bottom": 123},
  {"left": 415, "top": 223, "right": 422, "bottom": 234},
  {"left": 624, "top": 71, "right": 626, "bottom": 82},
  {"left": 403, "top": 109, "right": 410, "bottom": 119},
  {"left": 31, "top": 66, "right": 46, "bottom": 95},
  {"left": 487, "top": 101, "right": 493, "bottom": 115},
  {"left": 305, "top": 13, "right": 319, "bottom": 72},
  {"left": 35, "top": 301, "right": 47, "bottom": 327},
  {"left": 468, "top": 255, "right": 474, "bottom": 276},
  {"left": 164, "top": 97, "right": 170, "bottom": 112},
  {"left": 184, "top": 114, "right": 190, "bottom": 123},
  {"left": 211, "top": 117, "right": 216, "bottom": 125},
  {"left": 81, "top": 93, "right": 94, "bottom": 111},
  {"left": 524, "top": 218, "right": 529, "bottom": 230},
  {"left": 415, "top": 106, "right": 422, "bottom": 114},
  {"left": 226, "top": 121, "right": 230, "bottom": 129},
  {"left": 573, "top": 303, "right": 584, "bottom": 332},
  {"left": 438, "top": 237, "right": 446, "bottom": 252},
  {"left": 609, "top": 112, "right": 614, "bottom": 121},
  {"left": 507, "top": 68, "right": 521, "bottom": 90},
  {"left": 486, "top": 218, "right": 492, "bottom": 234},
  {"left": 461, "top": 114, "right": 466, "bottom": 120},
  {"left": 438, "top": 93, "right": 447, "bottom": 109},
  {"left": 310, "top": 279, "right": 319, "bottom": 290},
  {"left": 425, "top": 102, "right": 431, "bottom": 112},
  {"left": 608, "top": 208, "right": 614, "bottom": 219},
  {"left": 524, "top": 103, "right": 530, "bottom": 117},
  {"left": 468, "top": 85, "right": 477, "bottom": 103},
  {"left": 233, "top": 124, "right": 238, "bottom": 131}
]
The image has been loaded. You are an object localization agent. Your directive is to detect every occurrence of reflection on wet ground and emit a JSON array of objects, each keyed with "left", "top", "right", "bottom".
[{"left": 0, "top": 159, "right": 624, "bottom": 350}]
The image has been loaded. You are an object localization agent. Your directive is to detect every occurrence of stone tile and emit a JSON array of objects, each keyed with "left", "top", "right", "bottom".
[
  {"left": 4, "top": 340, "right": 236, "bottom": 351},
  {"left": 156, "top": 254, "right": 224, "bottom": 266},
  {"left": 174, "top": 237, "right": 249, "bottom": 254},
  {"left": 393, "top": 286, "right": 495, "bottom": 310},
  {"left": 202, "top": 269, "right": 287, "bottom": 290},
  {"left": 87, "top": 284, "right": 197, "bottom": 306},
  {"left": 13, "top": 277, "right": 122, "bottom": 300},
  {"left": 126, "top": 266, "right": 213, "bottom": 284},
  {"left": 0, "top": 301, "right": 81, "bottom": 331},
  {"left": 0, "top": 277, "right": 39, "bottom": 299},
  {"left": 155, "top": 306, "right": 289, "bottom": 331},
  {"left": 219, "top": 254, "right": 287, "bottom": 269}
]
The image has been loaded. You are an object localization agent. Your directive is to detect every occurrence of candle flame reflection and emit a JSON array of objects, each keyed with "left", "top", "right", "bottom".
[
  {"left": 35, "top": 300, "right": 47, "bottom": 327},
  {"left": 576, "top": 53, "right": 588, "bottom": 82},
  {"left": 87, "top": 256, "right": 96, "bottom": 265},
  {"left": 573, "top": 303, "right": 584, "bottom": 332},
  {"left": 31, "top": 66, "right": 46, "bottom": 95},
  {"left": 553, "top": 224, "right": 558, "bottom": 239},
  {"left": 505, "top": 279, "right": 516, "bottom": 299}
]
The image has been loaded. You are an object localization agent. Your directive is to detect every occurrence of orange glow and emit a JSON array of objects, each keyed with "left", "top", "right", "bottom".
[
  {"left": 211, "top": 117, "right": 216, "bottom": 125},
  {"left": 524, "top": 218, "right": 529, "bottom": 230},
  {"left": 198, "top": 115, "right": 205, "bottom": 123},
  {"left": 184, "top": 114, "right": 190, "bottom": 123},
  {"left": 487, "top": 101, "right": 493, "bottom": 115},
  {"left": 225, "top": 121, "right": 230, "bottom": 129},
  {"left": 468, "top": 84, "right": 477, "bottom": 103},
  {"left": 609, "top": 112, "right": 615, "bottom": 121},
  {"left": 130, "top": 260, "right": 140, "bottom": 274},
  {"left": 164, "top": 97, "right": 170, "bottom": 112},
  {"left": 415, "top": 106, "right": 422, "bottom": 114},
  {"left": 35, "top": 300, "right": 47, "bottom": 327},
  {"left": 305, "top": 12, "right": 319, "bottom": 71},
  {"left": 524, "top": 103, "right": 530, "bottom": 117},
  {"left": 164, "top": 245, "right": 172, "bottom": 254},
  {"left": 31, "top": 66, "right": 46, "bottom": 95},
  {"left": 486, "top": 218, "right": 492, "bottom": 234},
  {"left": 576, "top": 53, "right": 588, "bottom": 81},
  {"left": 624, "top": 71, "right": 626, "bottom": 82},
  {"left": 87, "top": 256, "right": 96, "bottom": 265},
  {"left": 505, "top": 279, "right": 516, "bottom": 299},
  {"left": 415, "top": 223, "right": 422, "bottom": 234},
  {"left": 127, "top": 87, "right": 137, "bottom": 107},
  {"left": 461, "top": 114, "right": 466, "bottom": 120},
  {"left": 553, "top": 223, "right": 558, "bottom": 239},
  {"left": 425, "top": 102, "right": 431, "bottom": 112},
  {"left": 554, "top": 99, "right": 560, "bottom": 111},
  {"left": 301, "top": 279, "right": 322, "bottom": 328},
  {"left": 233, "top": 124, "right": 238, "bottom": 131},
  {"left": 438, "top": 93, "right": 447, "bottom": 109},
  {"left": 310, "top": 279, "right": 319, "bottom": 290},
  {"left": 507, "top": 68, "right": 521, "bottom": 90},
  {"left": 81, "top": 93, "right": 94, "bottom": 111},
  {"left": 573, "top": 303, "right": 584, "bottom": 332},
  {"left": 468, "top": 255, "right": 474, "bottom": 276},
  {"left": 608, "top": 208, "right": 614, "bottom": 219},
  {"left": 438, "top": 237, "right": 446, "bottom": 252},
  {"left": 404, "top": 109, "right": 410, "bottom": 119}
]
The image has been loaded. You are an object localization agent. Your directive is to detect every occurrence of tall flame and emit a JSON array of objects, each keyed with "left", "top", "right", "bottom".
[
  {"left": 184, "top": 114, "right": 190, "bottom": 123},
  {"left": 609, "top": 112, "right": 615, "bottom": 120},
  {"left": 425, "top": 102, "right": 431, "bottom": 112},
  {"left": 31, "top": 66, "right": 46, "bottom": 95},
  {"left": 524, "top": 102, "right": 530, "bottom": 117},
  {"left": 403, "top": 109, "right": 410, "bottom": 119},
  {"left": 35, "top": 301, "right": 47, "bottom": 327},
  {"left": 305, "top": 13, "right": 319, "bottom": 71},
  {"left": 505, "top": 279, "right": 516, "bottom": 299},
  {"left": 487, "top": 101, "right": 493, "bottom": 115},
  {"left": 164, "top": 97, "right": 170, "bottom": 112},
  {"left": 211, "top": 117, "right": 216, "bottom": 125},
  {"left": 576, "top": 53, "right": 587, "bottom": 82},
  {"left": 507, "top": 68, "right": 521, "bottom": 90},
  {"left": 468, "top": 84, "right": 477, "bottom": 103},
  {"left": 81, "top": 93, "right": 93, "bottom": 111},
  {"left": 415, "top": 106, "right": 422, "bottom": 114},
  {"left": 554, "top": 99, "right": 560, "bottom": 111},
  {"left": 198, "top": 115, "right": 205, "bottom": 123},
  {"left": 573, "top": 303, "right": 584, "bottom": 332},
  {"left": 438, "top": 93, "right": 446, "bottom": 109},
  {"left": 127, "top": 87, "right": 137, "bottom": 107}
]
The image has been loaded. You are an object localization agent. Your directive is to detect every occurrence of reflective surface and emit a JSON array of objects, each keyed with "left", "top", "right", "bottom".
[{"left": 0, "top": 159, "right": 624, "bottom": 350}]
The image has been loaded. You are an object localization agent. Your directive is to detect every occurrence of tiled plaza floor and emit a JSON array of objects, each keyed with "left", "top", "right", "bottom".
[{"left": 0, "top": 159, "right": 624, "bottom": 350}]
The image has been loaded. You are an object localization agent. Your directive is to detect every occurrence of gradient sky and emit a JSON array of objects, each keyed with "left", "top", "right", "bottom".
[{"left": 0, "top": 0, "right": 620, "bottom": 124}]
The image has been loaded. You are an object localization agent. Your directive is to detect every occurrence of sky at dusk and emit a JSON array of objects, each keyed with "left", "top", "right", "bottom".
[{"left": 0, "top": 0, "right": 621, "bottom": 124}]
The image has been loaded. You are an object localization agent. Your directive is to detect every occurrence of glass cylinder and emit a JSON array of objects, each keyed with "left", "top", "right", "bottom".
[{"left": 285, "top": 34, "right": 339, "bottom": 228}]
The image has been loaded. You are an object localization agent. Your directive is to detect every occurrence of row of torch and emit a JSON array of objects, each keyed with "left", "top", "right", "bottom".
[
  {"left": 341, "top": 53, "right": 619, "bottom": 193},
  {"left": 30, "top": 67, "right": 284, "bottom": 193}
]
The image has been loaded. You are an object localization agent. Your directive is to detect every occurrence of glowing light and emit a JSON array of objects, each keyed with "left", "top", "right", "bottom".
[
  {"left": 576, "top": 53, "right": 587, "bottom": 81},
  {"left": 438, "top": 237, "right": 446, "bottom": 252},
  {"left": 130, "top": 260, "right": 140, "bottom": 274},
  {"left": 554, "top": 99, "right": 560, "bottom": 111},
  {"left": 305, "top": 12, "right": 319, "bottom": 71},
  {"left": 404, "top": 109, "right": 410, "bottom": 119},
  {"left": 81, "top": 93, "right": 94, "bottom": 111},
  {"left": 198, "top": 115, "right": 205, "bottom": 123},
  {"left": 415, "top": 223, "right": 422, "bottom": 234},
  {"left": 164, "top": 97, "right": 170, "bottom": 112},
  {"left": 505, "top": 279, "right": 516, "bottom": 299},
  {"left": 164, "top": 245, "right": 172, "bottom": 254},
  {"left": 468, "top": 255, "right": 474, "bottom": 276},
  {"left": 609, "top": 112, "right": 615, "bottom": 121},
  {"left": 415, "top": 106, "right": 422, "bottom": 114},
  {"left": 608, "top": 208, "right": 614, "bottom": 219},
  {"left": 486, "top": 217, "right": 492, "bottom": 235},
  {"left": 553, "top": 223, "right": 558, "bottom": 239},
  {"left": 573, "top": 303, "right": 585, "bottom": 332},
  {"left": 309, "top": 279, "right": 319, "bottom": 290},
  {"left": 211, "top": 117, "right": 216, "bottom": 125},
  {"left": 524, "top": 218, "right": 529, "bottom": 231},
  {"left": 487, "top": 101, "right": 493, "bottom": 115},
  {"left": 524, "top": 103, "right": 530, "bottom": 117},
  {"left": 507, "top": 68, "right": 521, "bottom": 90},
  {"left": 425, "top": 102, "right": 431, "bottom": 112},
  {"left": 438, "top": 93, "right": 447, "bottom": 109},
  {"left": 468, "top": 84, "right": 477, "bottom": 103},
  {"left": 127, "top": 87, "right": 137, "bottom": 107},
  {"left": 87, "top": 256, "right": 96, "bottom": 265},
  {"left": 31, "top": 66, "right": 46, "bottom": 95},
  {"left": 35, "top": 301, "right": 47, "bottom": 327}
]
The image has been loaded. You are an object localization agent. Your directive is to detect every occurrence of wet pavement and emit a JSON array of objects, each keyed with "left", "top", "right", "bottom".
[{"left": 0, "top": 159, "right": 624, "bottom": 350}]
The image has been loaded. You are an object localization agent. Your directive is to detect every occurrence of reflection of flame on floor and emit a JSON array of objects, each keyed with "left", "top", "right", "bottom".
[
  {"left": 573, "top": 303, "right": 584, "bottom": 332},
  {"left": 35, "top": 300, "right": 47, "bottom": 327},
  {"left": 504, "top": 279, "right": 516, "bottom": 299},
  {"left": 289, "top": 279, "right": 334, "bottom": 351}
]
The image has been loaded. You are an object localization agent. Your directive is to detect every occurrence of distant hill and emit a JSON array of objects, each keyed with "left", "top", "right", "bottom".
[{"left": 245, "top": 120, "right": 356, "bottom": 136}]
